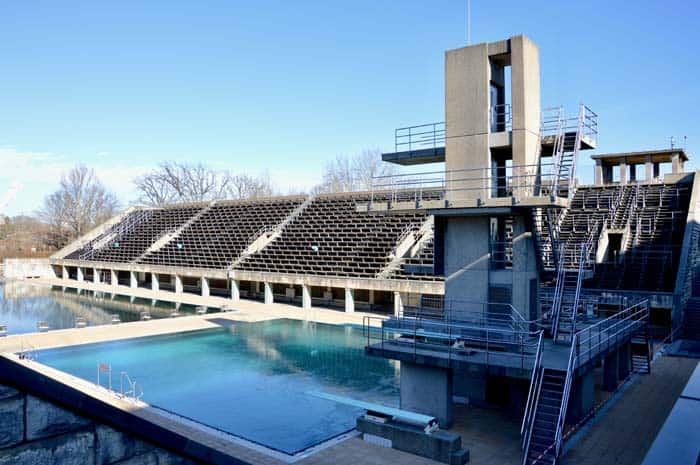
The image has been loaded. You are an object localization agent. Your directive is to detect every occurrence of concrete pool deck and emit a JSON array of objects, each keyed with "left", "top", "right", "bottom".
[{"left": 0, "top": 277, "right": 385, "bottom": 353}]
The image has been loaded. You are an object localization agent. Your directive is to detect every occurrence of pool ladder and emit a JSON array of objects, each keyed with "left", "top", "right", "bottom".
[{"left": 97, "top": 363, "right": 144, "bottom": 401}]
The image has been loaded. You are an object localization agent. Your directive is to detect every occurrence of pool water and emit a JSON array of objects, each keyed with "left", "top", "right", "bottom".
[
  {"left": 0, "top": 282, "right": 203, "bottom": 334},
  {"left": 38, "top": 319, "right": 399, "bottom": 454}
]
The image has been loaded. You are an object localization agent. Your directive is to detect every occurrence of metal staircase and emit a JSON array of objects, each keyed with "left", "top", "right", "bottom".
[
  {"left": 547, "top": 105, "right": 589, "bottom": 200},
  {"left": 631, "top": 334, "right": 651, "bottom": 374},
  {"left": 522, "top": 334, "right": 577, "bottom": 465},
  {"left": 550, "top": 243, "right": 590, "bottom": 344}
]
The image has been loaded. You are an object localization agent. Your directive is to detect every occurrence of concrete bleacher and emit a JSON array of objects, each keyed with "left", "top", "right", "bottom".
[
  {"left": 235, "top": 193, "right": 430, "bottom": 278},
  {"left": 57, "top": 192, "right": 442, "bottom": 283},
  {"left": 555, "top": 182, "right": 691, "bottom": 292},
  {"left": 138, "top": 197, "right": 305, "bottom": 269}
]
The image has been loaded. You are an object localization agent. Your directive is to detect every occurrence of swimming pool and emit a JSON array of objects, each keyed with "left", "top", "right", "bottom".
[
  {"left": 37, "top": 319, "right": 399, "bottom": 454},
  {"left": 0, "top": 282, "right": 204, "bottom": 334}
]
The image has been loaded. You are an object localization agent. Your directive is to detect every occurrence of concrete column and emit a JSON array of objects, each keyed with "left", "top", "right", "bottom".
[
  {"left": 603, "top": 350, "right": 619, "bottom": 391},
  {"left": 174, "top": 275, "right": 183, "bottom": 294},
  {"left": 264, "top": 282, "right": 273, "bottom": 305},
  {"left": 645, "top": 156, "right": 653, "bottom": 183},
  {"left": 93, "top": 268, "right": 100, "bottom": 284},
  {"left": 393, "top": 291, "right": 403, "bottom": 317},
  {"left": 618, "top": 343, "right": 631, "bottom": 380},
  {"left": 672, "top": 152, "right": 681, "bottom": 173},
  {"left": 230, "top": 279, "right": 240, "bottom": 301},
  {"left": 619, "top": 160, "right": 627, "bottom": 185},
  {"left": 566, "top": 370, "right": 595, "bottom": 424},
  {"left": 201, "top": 277, "right": 210, "bottom": 298},
  {"left": 400, "top": 362, "right": 453, "bottom": 427},
  {"left": 77, "top": 267, "right": 84, "bottom": 282},
  {"left": 594, "top": 160, "right": 603, "bottom": 185},
  {"left": 302, "top": 284, "right": 312, "bottom": 309},
  {"left": 152, "top": 273, "right": 159, "bottom": 292},
  {"left": 344, "top": 288, "right": 355, "bottom": 313},
  {"left": 110, "top": 270, "right": 118, "bottom": 287},
  {"left": 61, "top": 266, "right": 68, "bottom": 280},
  {"left": 130, "top": 271, "right": 137, "bottom": 289},
  {"left": 369, "top": 290, "right": 375, "bottom": 307}
]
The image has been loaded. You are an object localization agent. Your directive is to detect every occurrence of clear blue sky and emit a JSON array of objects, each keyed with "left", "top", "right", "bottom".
[{"left": 0, "top": 0, "right": 697, "bottom": 215}]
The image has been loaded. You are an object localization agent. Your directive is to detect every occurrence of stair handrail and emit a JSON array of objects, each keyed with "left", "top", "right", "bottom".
[
  {"left": 554, "top": 333, "right": 578, "bottom": 458},
  {"left": 566, "top": 104, "right": 586, "bottom": 199},
  {"left": 550, "top": 243, "right": 567, "bottom": 337},
  {"left": 521, "top": 330, "right": 544, "bottom": 463}
]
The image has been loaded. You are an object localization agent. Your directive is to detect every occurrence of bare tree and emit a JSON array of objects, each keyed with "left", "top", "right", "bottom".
[
  {"left": 134, "top": 162, "right": 228, "bottom": 206},
  {"left": 37, "top": 165, "right": 119, "bottom": 247},
  {"left": 314, "top": 149, "right": 396, "bottom": 193},
  {"left": 226, "top": 172, "right": 276, "bottom": 200},
  {"left": 135, "top": 162, "right": 277, "bottom": 206}
]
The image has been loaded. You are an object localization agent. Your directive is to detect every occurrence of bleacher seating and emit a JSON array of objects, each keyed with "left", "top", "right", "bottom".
[
  {"left": 554, "top": 182, "right": 691, "bottom": 292},
  {"left": 138, "top": 197, "right": 304, "bottom": 269},
  {"left": 59, "top": 192, "right": 443, "bottom": 282},
  {"left": 66, "top": 205, "right": 205, "bottom": 263},
  {"left": 234, "top": 193, "right": 430, "bottom": 278}
]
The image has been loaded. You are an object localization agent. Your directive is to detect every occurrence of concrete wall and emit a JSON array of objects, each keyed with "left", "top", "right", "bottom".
[
  {"left": 444, "top": 216, "right": 490, "bottom": 306},
  {"left": 3, "top": 258, "right": 55, "bottom": 280},
  {"left": 0, "top": 382, "right": 194, "bottom": 465}
]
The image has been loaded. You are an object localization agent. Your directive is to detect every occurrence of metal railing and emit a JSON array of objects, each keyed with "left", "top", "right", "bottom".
[
  {"left": 521, "top": 331, "right": 544, "bottom": 463},
  {"left": 490, "top": 104, "right": 512, "bottom": 132},
  {"left": 394, "top": 122, "right": 446, "bottom": 153},
  {"left": 554, "top": 334, "right": 577, "bottom": 458},
  {"left": 365, "top": 300, "right": 540, "bottom": 371},
  {"left": 575, "top": 300, "right": 649, "bottom": 366},
  {"left": 370, "top": 162, "right": 566, "bottom": 207}
]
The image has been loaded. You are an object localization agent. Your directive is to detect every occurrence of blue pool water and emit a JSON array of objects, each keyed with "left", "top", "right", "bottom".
[
  {"left": 0, "top": 282, "right": 202, "bottom": 334},
  {"left": 38, "top": 319, "right": 399, "bottom": 454}
]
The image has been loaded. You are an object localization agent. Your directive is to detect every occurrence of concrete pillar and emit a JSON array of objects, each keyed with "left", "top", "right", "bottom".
[
  {"left": 174, "top": 275, "right": 183, "bottom": 294},
  {"left": 619, "top": 160, "right": 627, "bottom": 185},
  {"left": 344, "top": 288, "right": 355, "bottom": 313},
  {"left": 566, "top": 370, "right": 595, "bottom": 424},
  {"left": 61, "top": 266, "right": 68, "bottom": 280},
  {"left": 618, "top": 343, "right": 631, "bottom": 380},
  {"left": 93, "top": 268, "right": 101, "bottom": 284},
  {"left": 594, "top": 160, "right": 603, "bottom": 185},
  {"left": 672, "top": 152, "right": 681, "bottom": 173},
  {"left": 231, "top": 279, "right": 240, "bottom": 301},
  {"left": 110, "top": 270, "right": 118, "bottom": 287},
  {"left": 369, "top": 290, "right": 375, "bottom": 307},
  {"left": 645, "top": 156, "right": 653, "bottom": 183},
  {"left": 77, "top": 267, "right": 84, "bottom": 282},
  {"left": 151, "top": 273, "right": 159, "bottom": 292},
  {"left": 264, "top": 282, "right": 273, "bottom": 305},
  {"left": 129, "top": 271, "right": 137, "bottom": 288},
  {"left": 603, "top": 350, "right": 619, "bottom": 391},
  {"left": 393, "top": 291, "right": 403, "bottom": 317},
  {"left": 302, "top": 284, "right": 312, "bottom": 309},
  {"left": 400, "top": 362, "right": 453, "bottom": 427},
  {"left": 201, "top": 277, "right": 210, "bottom": 298}
]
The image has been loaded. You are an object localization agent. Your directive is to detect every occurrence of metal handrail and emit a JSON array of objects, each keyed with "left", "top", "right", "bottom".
[
  {"left": 120, "top": 371, "right": 144, "bottom": 401},
  {"left": 575, "top": 300, "right": 649, "bottom": 366},
  {"left": 554, "top": 333, "right": 578, "bottom": 457},
  {"left": 521, "top": 331, "right": 544, "bottom": 445},
  {"left": 394, "top": 122, "right": 446, "bottom": 153}
]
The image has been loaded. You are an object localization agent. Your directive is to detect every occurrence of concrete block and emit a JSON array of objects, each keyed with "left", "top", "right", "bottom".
[
  {"left": 0, "top": 431, "right": 95, "bottom": 465},
  {"left": 96, "top": 425, "right": 153, "bottom": 465},
  {"left": 26, "top": 395, "right": 91, "bottom": 441},
  {"left": 0, "top": 395, "right": 24, "bottom": 448},
  {"left": 357, "top": 417, "right": 468, "bottom": 464}
]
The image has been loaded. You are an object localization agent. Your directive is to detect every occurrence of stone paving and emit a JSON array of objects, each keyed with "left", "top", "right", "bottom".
[{"left": 561, "top": 355, "right": 698, "bottom": 465}]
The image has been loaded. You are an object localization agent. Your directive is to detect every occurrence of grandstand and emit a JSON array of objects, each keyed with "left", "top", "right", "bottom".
[{"left": 42, "top": 34, "right": 700, "bottom": 465}]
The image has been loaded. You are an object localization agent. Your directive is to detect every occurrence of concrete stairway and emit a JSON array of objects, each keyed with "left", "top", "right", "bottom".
[
  {"left": 631, "top": 335, "right": 651, "bottom": 374},
  {"left": 525, "top": 368, "right": 566, "bottom": 465}
]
